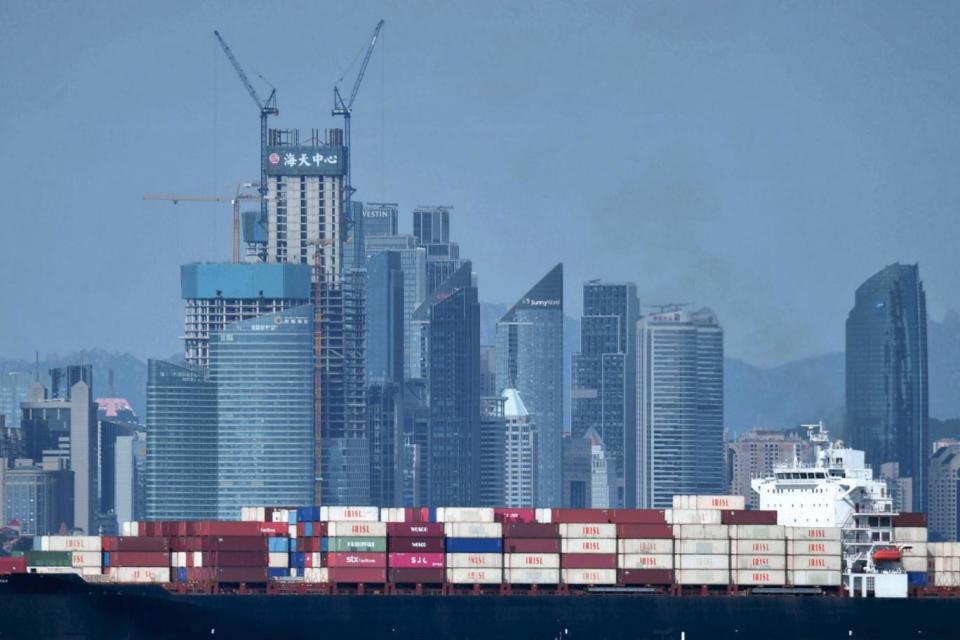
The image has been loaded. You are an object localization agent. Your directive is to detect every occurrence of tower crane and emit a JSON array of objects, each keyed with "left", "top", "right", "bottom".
[
  {"left": 214, "top": 30, "right": 278, "bottom": 223},
  {"left": 332, "top": 20, "right": 384, "bottom": 229}
]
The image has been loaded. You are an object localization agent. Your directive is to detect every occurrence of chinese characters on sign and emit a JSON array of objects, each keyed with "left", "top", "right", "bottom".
[
  {"left": 264, "top": 146, "right": 346, "bottom": 176},
  {"left": 271, "top": 152, "right": 339, "bottom": 168}
]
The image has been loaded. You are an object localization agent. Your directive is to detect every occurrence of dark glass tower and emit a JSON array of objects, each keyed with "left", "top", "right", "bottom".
[
  {"left": 846, "top": 263, "right": 928, "bottom": 511},
  {"left": 496, "top": 263, "right": 563, "bottom": 506}
]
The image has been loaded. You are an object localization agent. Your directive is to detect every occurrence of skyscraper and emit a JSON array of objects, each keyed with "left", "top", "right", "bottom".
[
  {"left": 415, "top": 263, "right": 480, "bottom": 506},
  {"left": 210, "top": 306, "right": 314, "bottom": 518},
  {"left": 413, "top": 206, "right": 463, "bottom": 297},
  {"left": 928, "top": 442, "right": 960, "bottom": 541},
  {"left": 727, "top": 429, "right": 803, "bottom": 509},
  {"left": 496, "top": 264, "right": 563, "bottom": 507},
  {"left": 362, "top": 202, "right": 399, "bottom": 237},
  {"left": 846, "top": 263, "right": 929, "bottom": 511},
  {"left": 636, "top": 308, "right": 724, "bottom": 508},
  {"left": 571, "top": 281, "right": 639, "bottom": 507},
  {"left": 501, "top": 389, "right": 538, "bottom": 508}
]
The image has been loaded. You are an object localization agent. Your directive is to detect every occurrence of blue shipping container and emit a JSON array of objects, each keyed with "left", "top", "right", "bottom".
[
  {"left": 297, "top": 506, "right": 321, "bottom": 522},
  {"left": 446, "top": 538, "right": 503, "bottom": 553},
  {"left": 292, "top": 552, "right": 305, "bottom": 569},
  {"left": 320, "top": 538, "right": 329, "bottom": 552},
  {"left": 287, "top": 511, "right": 298, "bottom": 525},
  {"left": 268, "top": 537, "right": 288, "bottom": 553},
  {"left": 907, "top": 572, "right": 928, "bottom": 587},
  {"left": 303, "top": 522, "right": 313, "bottom": 537},
  {"left": 268, "top": 568, "right": 288, "bottom": 578},
  {"left": 177, "top": 567, "right": 187, "bottom": 583},
  {"left": 103, "top": 552, "right": 111, "bottom": 568}
]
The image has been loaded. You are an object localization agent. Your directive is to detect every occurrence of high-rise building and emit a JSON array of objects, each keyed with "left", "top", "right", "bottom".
[
  {"left": 479, "top": 346, "right": 497, "bottom": 398},
  {"left": 210, "top": 306, "right": 314, "bottom": 518},
  {"left": 846, "top": 263, "right": 929, "bottom": 511},
  {"left": 145, "top": 360, "right": 217, "bottom": 520},
  {"left": 727, "top": 429, "right": 802, "bottom": 509},
  {"left": 20, "top": 378, "right": 97, "bottom": 533},
  {"left": 0, "top": 460, "right": 70, "bottom": 535},
  {"left": 562, "top": 428, "right": 611, "bottom": 509},
  {"left": 479, "top": 396, "right": 506, "bottom": 507},
  {"left": 415, "top": 263, "right": 480, "bottom": 506},
  {"left": 413, "top": 206, "right": 463, "bottom": 297},
  {"left": 363, "top": 202, "right": 399, "bottom": 237},
  {"left": 1, "top": 371, "right": 40, "bottom": 428},
  {"left": 50, "top": 366, "right": 92, "bottom": 401},
  {"left": 571, "top": 281, "right": 639, "bottom": 507},
  {"left": 636, "top": 308, "right": 724, "bottom": 508},
  {"left": 496, "top": 264, "right": 563, "bottom": 507},
  {"left": 929, "top": 442, "right": 960, "bottom": 541},
  {"left": 501, "top": 389, "right": 538, "bottom": 508}
]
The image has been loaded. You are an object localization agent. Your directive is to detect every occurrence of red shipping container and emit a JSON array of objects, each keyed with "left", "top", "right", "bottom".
[
  {"left": 216, "top": 567, "right": 267, "bottom": 582},
  {"left": 257, "top": 522, "right": 289, "bottom": 536},
  {"left": 389, "top": 568, "right": 445, "bottom": 583},
  {"left": 186, "top": 567, "right": 216, "bottom": 581},
  {"left": 893, "top": 513, "right": 927, "bottom": 527},
  {"left": 327, "top": 552, "right": 387, "bottom": 568},
  {"left": 505, "top": 523, "right": 559, "bottom": 538},
  {"left": 0, "top": 557, "right": 26, "bottom": 574},
  {"left": 495, "top": 508, "right": 536, "bottom": 524},
  {"left": 294, "top": 538, "right": 324, "bottom": 552},
  {"left": 208, "top": 552, "right": 268, "bottom": 567},
  {"left": 503, "top": 538, "right": 562, "bottom": 554},
  {"left": 619, "top": 569, "right": 673, "bottom": 585},
  {"left": 109, "top": 537, "right": 171, "bottom": 552},
  {"left": 561, "top": 553, "right": 617, "bottom": 569},
  {"left": 616, "top": 524, "right": 673, "bottom": 539},
  {"left": 549, "top": 509, "right": 610, "bottom": 523},
  {"left": 388, "top": 553, "right": 445, "bottom": 569},
  {"left": 720, "top": 510, "right": 778, "bottom": 525},
  {"left": 170, "top": 537, "right": 202, "bottom": 552},
  {"left": 110, "top": 552, "right": 170, "bottom": 567},
  {"left": 200, "top": 536, "right": 268, "bottom": 551},
  {"left": 328, "top": 568, "right": 386, "bottom": 583},
  {"left": 387, "top": 522, "right": 445, "bottom": 537},
  {"left": 608, "top": 510, "right": 668, "bottom": 524},
  {"left": 195, "top": 521, "right": 271, "bottom": 537},
  {"left": 388, "top": 537, "right": 445, "bottom": 553}
]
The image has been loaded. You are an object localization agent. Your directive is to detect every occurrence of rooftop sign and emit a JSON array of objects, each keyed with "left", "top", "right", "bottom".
[{"left": 264, "top": 145, "right": 346, "bottom": 177}]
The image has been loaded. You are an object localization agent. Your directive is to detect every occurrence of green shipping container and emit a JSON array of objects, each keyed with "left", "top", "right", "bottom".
[
  {"left": 24, "top": 551, "right": 72, "bottom": 567},
  {"left": 326, "top": 537, "right": 387, "bottom": 553}
]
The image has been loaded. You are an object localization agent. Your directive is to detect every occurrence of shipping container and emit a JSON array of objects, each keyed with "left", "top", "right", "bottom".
[
  {"left": 547, "top": 509, "right": 610, "bottom": 524},
  {"left": 446, "top": 568, "right": 503, "bottom": 584},
  {"left": 68, "top": 552, "right": 101, "bottom": 568},
  {"left": 675, "top": 555, "right": 729, "bottom": 570},
  {"left": 292, "top": 538, "right": 324, "bottom": 553},
  {"left": 672, "top": 495, "right": 746, "bottom": 511},
  {"left": 674, "top": 524, "right": 728, "bottom": 539},
  {"left": 206, "top": 551, "right": 267, "bottom": 567},
  {"left": 389, "top": 568, "right": 445, "bottom": 583},
  {"left": 446, "top": 553, "right": 503, "bottom": 569},
  {"left": 200, "top": 536, "right": 268, "bottom": 552},
  {"left": 502, "top": 538, "right": 561, "bottom": 554},
  {"left": 41, "top": 536, "right": 102, "bottom": 552},
  {"left": 787, "top": 540, "right": 842, "bottom": 556},
  {"left": 323, "top": 506, "right": 380, "bottom": 522},
  {"left": 618, "top": 538, "right": 674, "bottom": 555},
  {"left": 788, "top": 570, "right": 842, "bottom": 586},
  {"left": 25, "top": 551, "right": 76, "bottom": 567},
  {"left": 734, "top": 539, "right": 786, "bottom": 555},
  {"left": 733, "top": 555, "right": 786, "bottom": 570},
  {"left": 900, "top": 542, "right": 927, "bottom": 558},
  {"left": 902, "top": 557, "right": 926, "bottom": 573},
  {"left": 608, "top": 509, "right": 668, "bottom": 524},
  {"left": 503, "top": 523, "right": 559, "bottom": 538},
  {"left": 558, "top": 523, "right": 616, "bottom": 539},
  {"left": 444, "top": 522, "right": 502, "bottom": 538},
  {"left": 892, "top": 513, "right": 927, "bottom": 528},
  {"left": 327, "top": 521, "right": 387, "bottom": 537},
  {"left": 504, "top": 553, "right": 560, "bottom": 569},
  {"left": 108, "top": 552, "right": 171, "bottom": 568},
  {"left": 504, "top": 568, "right": 560, "bottom": 584},
  {"left": 561, "top": 553, "right": 617, "bottom": 569},
  {"left": 437, "top": 508, "right": 495, "bottom": 523},
  {"left": 107, "top": 567, "right": 171, "bottom": 583},
  {"left": 733, "top": 570, "right": 786, "bottom": 586},
  {"left": 327, "top": 552, "right": 387, "bottom": 568},
  {"left": 907, "top": 571, "right": 928, "bottom": 587},
  {"left": 675, "top": 569, "right": 730, "bottom": 585},
  {"left": 388, "top": 537, "right": 445, "bottom": 553},
  {"left": 387, "top": 553, "right": 445, "bottom": 569},
  {"left": 560, "top": 538, "right": 617, "bottom": 554},
  {"left": 618, "top": 554, "right": 673, "bottom": 569},
  {"left": 216, "top": 567, "right": 268, "bottom": 582},
  {"left": 267, "top": 552, "right": 289, "bottom": 568},
  {"left": 676, "top": 539, "right": 729, "bottom": 555},
  {"left": 784, "top": 527, "right": 841, "bottom": 541},
  {"left": 104, "top": 536, "right": 170, "bottom": 552},
  {"left": 0, "top": 557, "right": 26, "bottom": 574},
  {"left": 787, "top": 556, "right": 841, "bottom": 571},
  {"left": 386, "top": 522, "right": 445, "bottom": 538},
  {"left": 323, "top": 537, "right": 388, "bottom": 553},
  {"left": 668, "top": 510, "right": 723, "bottom": 525},
  {"left": 561, "top": 568, "right": 616, "bottom": 585},
  {"left": 616, "top": 524, "right": 673, "bottom": 539},
  {"left": 721, "top": 510, "right": 778, "bottom": 525},
  {"left": 729, "top": 524, "right": 784, "bottom": 539},
  {"left": 494, "top": 508, "right": 536, "bottom": 524},
  {"left": 893, "top": 527, "right": 928, "bottom": 543},
  {"left": 445, "top": 538, "right": 502, "bottom": 554},
  {"left": 304, "top": 568, "right": 328, "bottom": 583},
  {"left": 28, "top": 567, "right": 83, "bottom": 575},
  {"left": 619, "top": 568, "right": 673, "bottom": 585}
]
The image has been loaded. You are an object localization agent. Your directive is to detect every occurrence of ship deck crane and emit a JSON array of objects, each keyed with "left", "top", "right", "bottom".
[{"left": 214, "top": 30, "right": 278, "bottom": 222}]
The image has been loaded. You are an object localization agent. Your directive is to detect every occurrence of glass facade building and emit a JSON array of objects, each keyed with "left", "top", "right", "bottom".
[
  {"left": 496, "top": 264, "right": 563, "bottom": 507},
  {"left": 210, "top": 305, "right": 314, "bottom": 519},
  {"left": 636, "top": 308, "right": 724, "bottom": 508},
  {"left": 846, "top": 263, "right": 928, "bottom": 511}
]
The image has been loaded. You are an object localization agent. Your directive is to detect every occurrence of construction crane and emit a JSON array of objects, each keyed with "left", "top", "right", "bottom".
[
  {"left": 332, "top": 20, "right": 384, "bottom": 220},
  {"left": 144, "top": 182, "right": 261, "bottom": 262},
  {"left": 214, "top": 30, "right": 278, "bottom": 222}
]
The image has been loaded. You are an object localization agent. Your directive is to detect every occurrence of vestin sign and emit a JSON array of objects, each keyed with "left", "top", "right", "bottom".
[{"left": 264, "top": 145, "right": 346, "bottom": 177}]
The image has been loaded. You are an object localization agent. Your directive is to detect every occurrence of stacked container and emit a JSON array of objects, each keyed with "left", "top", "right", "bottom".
[
  {"left": 103, "top": 535, "right": 171, "bottom": 583},
  {"left": 785, "top": 526, "right": 842, "bottom": 586},
  {"left": 325, "top": 509, "right": 386, "bottom": 584},
  {"left": 27, "top": 536, "right": 102, "bottom": 577},
  {"left": 614, "top": 510, "right": 673, "bottom": 586},
  {"left": 291, "top": 509, "right": 327, "bottom": 582},
  {"left": 928, "top": 542, "right": 960, "bottom": 587},
  {"left": 725, "top": 511, "right": 785, "bottom": 587},
  {"left": 387, "top": 522, "right": 445, "bottom": 584},
  {"left": 502, "top": 522, "right": 560, "bottom": 585},
  {"left": 671, "top": 496, "right": 740, "bottom": 586},
  {"left": 444, "top": 508, "right": 502, "bottom": 584},
  {"left": 556, "top": 511, "right": 616, "bottom": 586},
  {"left": 893, "top": 513, "right": 928, "bottom": 586}
]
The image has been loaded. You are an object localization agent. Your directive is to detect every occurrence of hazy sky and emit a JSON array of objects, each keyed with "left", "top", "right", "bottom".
[{"left": 2, "top": 1, "right": 959, "bottom": 366}]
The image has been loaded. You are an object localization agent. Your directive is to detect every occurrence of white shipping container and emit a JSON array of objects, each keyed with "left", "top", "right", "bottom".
[
  {"left": 380, "top": 507, "right": 407, "bottom": 522},
  {"left": 788, "top": 540, "right": 842, "bottom": 556},
  {"left": 933, "top": 572, "right": 960, "bottom": 588},
  {"left": 618, "top": 539, "right": 674, "bottom": 555},
  {"left": 675, "top": 569, "right": 729, "bottom": 585},
  {"left": 676, "top": 539, "right": 729, "bottom": 555},
  {"left": 901, "top": 557, "right": 926, "bottom": 573},
  {"left": 729, "top": 525, "right": 784, "bottom": 540},
  {"left": 735, "top": 539, "right": 786, "bottom": 555},
  {"left": 675, "top": 525, "right": 729, "bottom": 540},
  {"left": 310, "top": 552, "right": 324, "bottom": 568},
  {"left": 893, "top": 527, "right": 928, "bottom": 543},
  {"left": 733, "top": 555, "right": 786, "bottom": 570},
  {"left": 505, "top": 553, "right": 561, "bottom": 569},
  {"left": 44, "top": 536, "right": 102, "bottom": 552},
  {"left": 304, "top": 568, "right": 329, "bottom": 583},
  {"left": 561, "top": 538, "right": 617, "bottom": 554},
  {"left": 444, "top": 522, "right": 502, "bottom": 538},
  {"left": 561, "top": 568, "right": 616, "bottom": 585},
  {"left": 787, "top": 556, "right": 841, "bottom": 571},
  {"left": 733, "top": 570, "right": 786, "bottom": 586},
  {"left": 558, "top": 523, "right": 616, "bottom": 539},
  {"left": 81, "top": 567, "right": 102, "bottom": 577},
  {"left": 505, "top": 568, "right": 560, "bottom": 584},
  {"left": 785, "top": 527, "right": 841, "bottom": 541},
  {"left": 193, "top": 552, "right": 203, "bottom": 567},
  {"left": 30, "top": 567, "right": 83, "bottom": 575},
  {"left": 535, "top": 508, "right": 552, "bottom": 524},
  {"left": 108, "top": 567, "right": 171, "bottom": 583},
  {"left": 121, "top": 521, "right": 139, "bottom": 537},
  {"left": 901, "top": 543, "right": 927, "bottom": 559},
  {"left": 675, "top": 555, "right": 729, "bottom": 570},
  {"left": 327, "top": 521, "right": 387, "bottom": 537},
  {"left": 70, "top": 552, "right": 102, "bottom": 568},
  {"left": 669, "top": 509, "right": 722, "bottom": 525},
  {"left": 322, "top": 506, "right": 380, "bottom": 522},
  {"left": 438, "top": 507, "right": 495, "bottom": 523},
  {"left": 789, "top": 570, "right": 842, "bottom": 586},
  {"left": 445, "top": 553, "right": 503, "bottom": 569},
  {"left": 271, "top": 509, "right": 289, "bottom": 523},
  {"left": 446, "top": 568, "right": 503, "bottom": 584},
  {"left": 672, "top": 495, "right": 745, "bottom": 511},
  {"left": 618, "top": 554, "right": 673, "bottom": 569},
  {"left": 933, "top": 557, "right": 959, "bottom": 572},
  {"left": 268, "top": 552, "right": 289, "bottom": 568}
]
